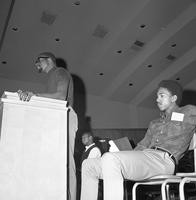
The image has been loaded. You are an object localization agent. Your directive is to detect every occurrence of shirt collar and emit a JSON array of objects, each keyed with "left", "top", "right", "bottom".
[
  {"left": 160, "top": 104, "right": 179, "bottom": 120},
  {"left": 85, "top": 143, "right": 95, "bottom": 151}
]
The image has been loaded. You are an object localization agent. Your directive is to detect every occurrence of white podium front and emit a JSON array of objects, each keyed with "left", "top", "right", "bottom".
[{"left": 0, "top": 91, "right": 68, "bottom": 200}]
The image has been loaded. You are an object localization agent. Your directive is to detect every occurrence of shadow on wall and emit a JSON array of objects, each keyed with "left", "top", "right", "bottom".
[
  {"left": 56, "top": 57, "right": 68, "bottom": 69},
  {"left": 181, "top": 89, "right": 196, "bottom": 106},
  {"left": 72, "top": 74, "right": 92, "bottom": 159},
  {"left": 56, "top": 57, "right": 91, "bottom": 152},
  {"left": 72, "top": 74, "right": 93, "bottom": 200},
  {"left": 57, "top": 58, "right": 93, "bottom": 200}
]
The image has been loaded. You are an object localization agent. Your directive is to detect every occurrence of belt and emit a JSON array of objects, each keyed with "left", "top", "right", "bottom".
[{"left": 151, "top": 146, "right": 176, "bottom": 166}]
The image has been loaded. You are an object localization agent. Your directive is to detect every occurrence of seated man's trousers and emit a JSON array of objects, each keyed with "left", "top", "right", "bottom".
[{"left": 80, "top": 149, "right": 175, "bottom": 200}]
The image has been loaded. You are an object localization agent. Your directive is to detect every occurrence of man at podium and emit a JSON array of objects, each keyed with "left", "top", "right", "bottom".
[
  {"left": 17, "top": 52, "right": 73, "bottom": 106},
  {"left": 16, "top": 52, "right": 77, "bottom": 200}
]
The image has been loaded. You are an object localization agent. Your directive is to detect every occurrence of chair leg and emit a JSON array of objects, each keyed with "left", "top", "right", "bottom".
[
  {"left": 166, "top": 185, "right": 170, "bottom": 200},
  {"left": 161, "top": 182, "right": 169, "bottom": 200},
  {"left": 179, "top": 178, "right": 187, "bottom": 200},
  {"left": 133, "top": 182, "right": 170, "bottom": 200},
  {"left": 132, "top": 183, "right": 141, "bottom": 200},
  {"left": 132, "top": 179, "right": 181, "bottom": 200},
  {"left": 161, "top": 179, "right": 181, "bottom": 200},
  {"left": 179, "top": 177, "right": 196, "bottom": 200}
]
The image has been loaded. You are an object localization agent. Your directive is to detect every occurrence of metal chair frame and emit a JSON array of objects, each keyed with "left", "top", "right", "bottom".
[{"left": 131, "top": 133, "right": 196, "bottom": 200}]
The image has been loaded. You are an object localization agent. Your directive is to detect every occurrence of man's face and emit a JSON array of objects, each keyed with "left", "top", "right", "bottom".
[
  {"left": 156, "top": 87, "right": 176, "bottom": 111},
  {"left": 82, "top": 134, "right": 91, "bottom": 146},
  {"left": 35, "top": 57, "right": 49, "bottom": 73}
]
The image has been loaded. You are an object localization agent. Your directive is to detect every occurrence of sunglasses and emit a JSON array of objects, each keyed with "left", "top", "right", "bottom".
[{"left": 35, "top": 56, "right": 50, "bottom": 65}]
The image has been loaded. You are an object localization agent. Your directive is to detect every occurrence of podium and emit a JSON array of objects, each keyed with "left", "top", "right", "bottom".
[{"left": 0, "top": 91, "right": 69, "bottom": 200}]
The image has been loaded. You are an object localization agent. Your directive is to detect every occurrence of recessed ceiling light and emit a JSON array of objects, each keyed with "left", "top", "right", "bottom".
[
  {"left": 55, "top": 38, "right": 60, "bottom": 42},
  {"left": 99, "top": 73, "right": 104, "bottom": 76},
  {"left": 140, "top": 24, "right": 146, "bottom": 29},
  {"left": 12, "top": 27, "right": 18, "bottom": 31},
  {"left": 166, "top": 54, "right": 176, "bottom": 61},
  {"left": 117, "top": 50, "right": 122, "bottom": 54},
  {"left": 171, "top": 44, "right": 177, "bottom": 48},
  {"left": 74, "top": 1, "right": 80, "bottom": 5},
  {"left": 147, "top": 64, "right": 152, "bottom": 68},
  {"left": 134, "top": 40, "right": 145, "bottom": 47},
  {"left": 129, "top": 83, "right": 133, "bottom": 86}
]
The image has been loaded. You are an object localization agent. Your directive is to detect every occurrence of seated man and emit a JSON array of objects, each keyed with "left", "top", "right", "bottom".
[
  {"left": 80, "top": 80, "right": 196, "bottom": 200},
  {"left": 81, "top": 131, "right": 102, "bottom": 163}
]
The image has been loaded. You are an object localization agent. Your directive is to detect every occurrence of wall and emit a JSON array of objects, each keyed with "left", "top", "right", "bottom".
[
  {"left": 86, "top": 94, "right": 159, "bottom": 129},
  {"left": 128, "top": 105, "right": 159, "bottom": 128},
  {"left": 0, "top": 78, "right": 159, "bottom": 129},
  {"left": 0, "top": 78, "right": 45, "bottom": 96},
  {"left": 85, "top": 94, "right": 131, "bottom": 129},
  {"left": 137, "top": 106, "right": 159, "bottom": 128}
]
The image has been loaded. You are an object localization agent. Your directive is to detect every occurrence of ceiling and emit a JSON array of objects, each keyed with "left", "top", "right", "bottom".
[{"left": 1, "top": 0, "right": 196, "bottom": 108}]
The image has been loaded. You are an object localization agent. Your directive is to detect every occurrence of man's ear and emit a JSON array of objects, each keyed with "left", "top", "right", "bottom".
[
  {"left": 47, "top": 58, "right": 53, "bottom": 66},
  {"left": 89, "top": 135, "right": 93, "bottom": 140},
  {"left": 171, "top": 95, "right": 177, "bottom": 103}
]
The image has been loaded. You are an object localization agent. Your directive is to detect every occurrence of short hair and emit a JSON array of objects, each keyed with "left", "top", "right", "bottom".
[
  {"left": 36, "top": 52, "right": 56, "bottom": 64},
  {"left": 158, "top": 80, "right": 183, "bottom": 105},
  {"left": 82, "top": 131, "right": 93, "bottom": 137}
]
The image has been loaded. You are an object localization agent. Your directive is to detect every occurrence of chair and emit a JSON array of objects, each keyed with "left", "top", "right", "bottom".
[
  {"left": 177, "top": 133, "right": 196, "bottom": 200},
  {"left": 131, "top": 132, "right": 196, "bottom": 200},
  {"left": 132, "top": 175, "right": 181, "bottom": 200},
  {"left": 179, "top": 177, "right": 196, "bottom": 200}
]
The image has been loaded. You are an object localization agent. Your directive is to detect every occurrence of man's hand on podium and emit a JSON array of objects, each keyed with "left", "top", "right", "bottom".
[{"left": 17, "top": 90, "right": 37, "bottom": 101}]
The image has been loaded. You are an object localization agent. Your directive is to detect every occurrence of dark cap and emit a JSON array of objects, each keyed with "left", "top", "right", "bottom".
[
  {"left": 158, "top": 80, "right": 183, "bottom": 105},
  {"left": 36, "top": 52, "right": 56, "bottom": 64}
]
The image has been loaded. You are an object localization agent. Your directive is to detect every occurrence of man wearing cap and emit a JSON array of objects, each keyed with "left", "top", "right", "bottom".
[
  {"left": 17, "top": 52, "right": 77, "bottom": 200},
  {"left": 17, "top": 52, "right": 73, "bottom": 106},
  {"left": 80, "top": 80, "right": 196, "bottom": 200}
]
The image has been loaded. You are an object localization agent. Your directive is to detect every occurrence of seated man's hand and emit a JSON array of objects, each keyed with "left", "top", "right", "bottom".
[{"left": 17, "top": 90, "right": 35, "bottom": 101}]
